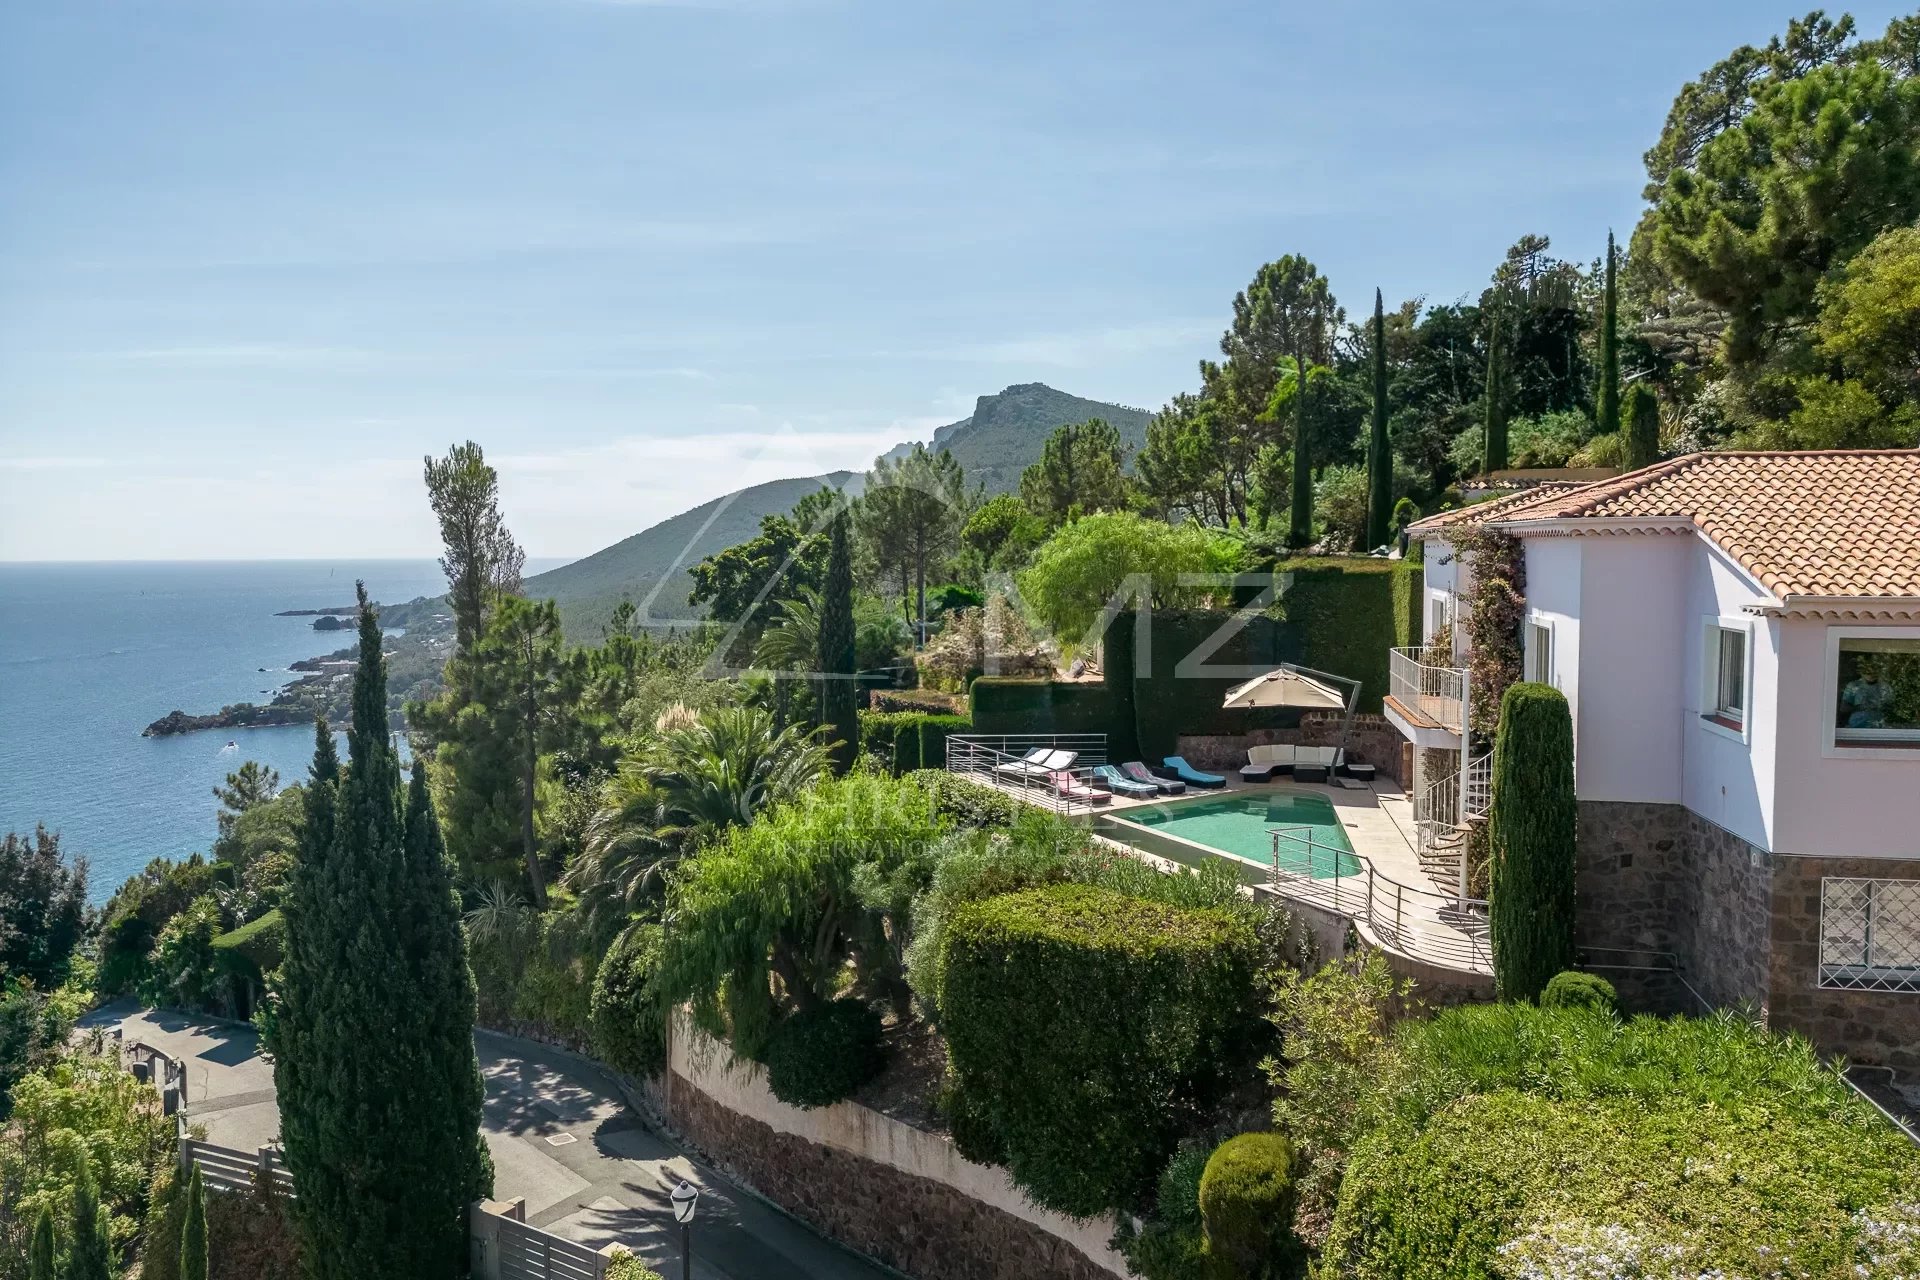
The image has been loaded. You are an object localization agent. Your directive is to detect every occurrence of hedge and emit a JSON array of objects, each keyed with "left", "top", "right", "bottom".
[
  {"left": 1539, "top": 970, "right": 1616, "bottom": 1013},
  {"left": 1324, "top": 1089, "right": 1920, "bottom": 1280},
  {"left": 970, "top": 678, "right": 1128, "bottom": 744},
  {"left": 1107, "top": 609, "right": 1297, "bottom": 760},
  {"left": 1487, "top": 682, "right": 1577, "bottom": 1001},
  {"left": 590, "top": 923, "right": 667, "bottom": 1079},
  {"left": 210, "top": 909, "right": 285, "bottom": 984},
  {"left": 916, "top": 713, "right": 971, "bottom": 770},
  {"left": 857, "top": 710, "right": 973, "bottom": 774},
  {"left": 906, "top": 770, "right": 1019, "bottom": 830},
  {"left": 939, "top": 883, "right": 1258, "bottom": 1217},
  {"left": 1271, "top": 558, "right": 1420, "bottom": 717}
]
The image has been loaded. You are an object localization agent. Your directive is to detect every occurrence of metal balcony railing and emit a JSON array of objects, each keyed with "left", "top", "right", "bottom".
[
  {"left": 1268, "top": 827, "right": 1491, "bottom": 974},
  {"left": 1388, "top": 648, "right": 1467, "bottom": 734}
]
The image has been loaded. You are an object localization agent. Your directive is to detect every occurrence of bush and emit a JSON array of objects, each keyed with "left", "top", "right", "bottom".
[
  {"left": 906, "top": 770, "right": 1018, "bottom": 830},
  {"left": 763, "top": 998, "right": 885, "bottom": 1109},
  {"left": 141, "top": 895, "right": 226, "bottom": 1013},
  {"left": 211, "top": 909, "right": 284, "bottom": 984},
  {"left": 1157, "top": 1143, "right": 1211, "bottom": 1228},
  {"left": 857, "top": 710, "right": 919, "bottom": 773},
  {"left": 916, "top": 714, "right": 971, "bottom": 770},
  {"left": 1487, "top": 681, "right": 1576, "bottom": 1001},
  {"left": 1539, "top": 969, "right": 1616, "bottom": 1013},
  {"left": 1323, "top": 1089, "right": 1920, "bottom": 1280},
  {"left": 940, "top": 883, "right": 1259, "bottom": 1217},
  {"left": 604, "top": 1249, "right": 665, "bottom": 1280},
  {"left": 590, "top": 924, "right": 667, "bottom": 1079},
  {"left": 1198, "top": 1133, "right": 1298, "bottom": 1279}
]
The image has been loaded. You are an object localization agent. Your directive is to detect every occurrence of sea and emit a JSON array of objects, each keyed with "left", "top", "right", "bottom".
[{"left": 0, "top": 559, "right": 566, "bottom": 905}]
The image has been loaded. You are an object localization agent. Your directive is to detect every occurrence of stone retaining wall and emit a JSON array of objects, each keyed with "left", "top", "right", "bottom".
[
  {"left": 1768, "top": 854, "right": 1920, "bottom": 1077},
  {"left": 658, "top": 1024, "right": 1127, "bottom": 1280}
]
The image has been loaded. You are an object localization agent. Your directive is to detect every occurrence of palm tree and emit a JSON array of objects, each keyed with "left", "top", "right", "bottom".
[
  {"left": 754, "top": 589, "right": 823, "bottom": 674},
  {"left": 565, "top": 705, "right": 831, "bottom": 934}
]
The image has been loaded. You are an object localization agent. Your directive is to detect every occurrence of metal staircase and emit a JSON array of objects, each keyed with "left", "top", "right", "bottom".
[{"left": 1414, "top": 750, "right": 1491, "bottom": 896}]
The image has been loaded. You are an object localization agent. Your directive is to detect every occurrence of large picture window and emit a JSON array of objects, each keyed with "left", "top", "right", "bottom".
[{"left": 1832, "top": 636, "right": 1920, "bottom": 748}]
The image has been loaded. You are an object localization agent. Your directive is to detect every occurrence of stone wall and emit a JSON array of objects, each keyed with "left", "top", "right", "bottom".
[
  {"left": 659, "top": 1026, "right": 1127, "bottom": 1280},
  {"left": 1573, "top": 800, "right": 1685, "bottom": 958},
  {"left": 1175, "top": 712, "right": 1409, "bottom": 785},
  {"left": 1766, "top": 854, "right": 1920, "bottom": 1076},
  {"left": 1674, "top": 811, "right": 1771, "bottom": 1012}
]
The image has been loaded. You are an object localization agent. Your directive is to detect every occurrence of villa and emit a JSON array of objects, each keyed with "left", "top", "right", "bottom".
[{"left": 1394, "top": 450, "right": 1920, "bottom": 1076}]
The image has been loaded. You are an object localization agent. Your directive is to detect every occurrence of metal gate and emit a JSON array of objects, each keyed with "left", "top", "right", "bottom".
[{"left": 497, "top": 1218, "right": 607, "bottom": 1280}]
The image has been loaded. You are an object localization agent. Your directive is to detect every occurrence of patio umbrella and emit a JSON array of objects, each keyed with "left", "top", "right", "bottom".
[{"left": 1221, "top": 667, "right": 1350, "bottom": 710}]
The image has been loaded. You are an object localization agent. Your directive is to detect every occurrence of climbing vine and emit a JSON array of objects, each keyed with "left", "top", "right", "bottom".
[{"left": 1455, "top": 525, "right": 1525, "bottom": 739}]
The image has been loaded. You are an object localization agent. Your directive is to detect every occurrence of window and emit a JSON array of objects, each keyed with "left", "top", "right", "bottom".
[
  {"left": 1831, "top": 636, "right": 1920, "bottom": 748},
  {"left": 1820, "top": 877, "right": 1920, "bottom": 992},
  {"left": 1705, "top": 624, "right": 1746, "bottom": 729},
  {"left": 1525, "top": 621, "right": 1552, "bottom": 685}
]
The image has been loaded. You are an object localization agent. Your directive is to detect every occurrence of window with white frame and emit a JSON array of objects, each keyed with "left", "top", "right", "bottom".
[
  {"left": 1820, "top": 877, "right": 1920, "bottom": 992},
  {"left": 1525, "top": 621, "right": 1552, "bottom": 685},
  {"left": 1831, "top": 635, "right": 1920, "bottom": 748},
  {"left": 1704, "top": 622, "right": 1747, "bottom": 730}
]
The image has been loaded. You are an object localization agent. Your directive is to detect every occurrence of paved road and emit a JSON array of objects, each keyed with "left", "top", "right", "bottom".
[{"left": 82, "top": 1003, "right": 897, "bottom": 1280}]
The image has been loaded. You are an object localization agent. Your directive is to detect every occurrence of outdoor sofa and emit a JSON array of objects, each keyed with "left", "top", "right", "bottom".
[{"left": 1238, "top": 744, "right": 1345, "bottom": 782}]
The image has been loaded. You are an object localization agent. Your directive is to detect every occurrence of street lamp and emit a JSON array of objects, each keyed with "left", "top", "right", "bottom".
[{"left": 669, "top": 1180, "right": 700, "bottom": 1280}]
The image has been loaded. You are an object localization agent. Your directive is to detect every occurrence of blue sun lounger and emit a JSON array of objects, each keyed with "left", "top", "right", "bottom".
[
  {"left": 1092, "top": 764, "right": 1161, "bottom": 798},
  {"left": 1157, "top": 756, "right": 1226, "bottom": 789}
]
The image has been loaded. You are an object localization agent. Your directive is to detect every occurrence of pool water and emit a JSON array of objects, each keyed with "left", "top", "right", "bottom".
[{"left": 1114, "top": 791, "right": 1362, "bottom": 878}]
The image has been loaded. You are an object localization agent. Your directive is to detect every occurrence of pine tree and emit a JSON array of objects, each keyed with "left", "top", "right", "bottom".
[
  {"left": 179, "top": 1166, "right": 207, "bottom": 1280},
  {"left": 1365, "top": 288, "right": 1392, "bottom": 549},
  {"left": 1483, "top": 311, "right": 1509, "bottom": 473},
  {"left": 27, "top": 1206, "right": 54, "bottom": 1280},
  {"left": 1598, "top": 231, "right": 1621, "bottom": 439},
  {"left": 817, "top": 510, "right": 860, "bottom": 774},
  {"left": 65, "top": 1166, "right": 110, "bottom": 1280},
  {"left": 1626, "top": 383, "right": 1660, "bottom": 471},
  {"left": 276, "top": 585, "right": 491, "bottom": 1280},
  {"left": 1487, "top": 681, "right": 1578, "bottom": 1001}
]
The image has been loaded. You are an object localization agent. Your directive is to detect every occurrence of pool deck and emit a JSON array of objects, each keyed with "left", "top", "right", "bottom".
[{"left": 963, "top": 768, "right": 1491, "bottom": 975}]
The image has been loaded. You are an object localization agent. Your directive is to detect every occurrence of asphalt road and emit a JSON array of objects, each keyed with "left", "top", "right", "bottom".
[{"left": 82, "top": 1003, "right": 898, "bottom": 1280}]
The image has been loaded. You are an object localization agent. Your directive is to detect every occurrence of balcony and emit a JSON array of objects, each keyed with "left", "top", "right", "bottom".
[{"left": 1386, "top": 647, "right": 1467, "bottom": 742}]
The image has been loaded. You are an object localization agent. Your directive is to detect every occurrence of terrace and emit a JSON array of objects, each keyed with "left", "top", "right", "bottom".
[
  {"left": 945, "top": 732, "right": 1492, "bottom": 976},
  {"left": 1384, "top": 646, "right": 1467, "bottom": 745}
]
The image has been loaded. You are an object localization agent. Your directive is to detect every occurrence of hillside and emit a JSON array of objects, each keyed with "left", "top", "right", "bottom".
[
  {"left": 526, "top": 471, "right": 856, "bottom": 639},
  {"left": 529, "top": 382, "right": 1148, "bottom": 638},
  {"left": 882, "top": 382, "right": 1152, "bottom": 493}
]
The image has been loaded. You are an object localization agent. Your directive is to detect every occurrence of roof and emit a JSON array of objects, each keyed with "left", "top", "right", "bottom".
[
  {"left": 1430, "top": 450, "right": 1920, "bottom": 604},
  {"left": 1404, "top": 482, "right": 1588, "bottom": 536}
]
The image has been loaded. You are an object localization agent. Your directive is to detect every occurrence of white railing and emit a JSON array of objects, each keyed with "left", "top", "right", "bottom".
[
  {"left": 945, "top": 733, "right": 1111, "bottom": 815},
  {"left": 1463, "top": 750, "right": 1492, "bottom": 820},
  {"left": 1389, "top": 648, "right": 1467, "bottom": 733},
  {"left": 1268, "top": 827, "right": 1492, "bottom": 974}
]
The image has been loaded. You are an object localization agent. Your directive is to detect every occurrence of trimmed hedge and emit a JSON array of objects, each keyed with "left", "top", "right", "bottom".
[
  {"left": 210, "top": 908, "right": 284, "bottom": 983},
  {"left": 590, "top": 923, "right": 667, "bottom": 1079},
  {"left": 857, "top": 710, "right": 973, "bottom": 774},
  {"left": 1488, "top": 681, "right": 1577, "bottom": 1001},
  {"left": 1198, "top": 1132, "right": 1299, "bottom": 1279},
  {"left": 1539, "top": 970, "right": 1616, "bottom": 1013},
  {"left": 763, "top": 998, "right": 885, "bottom": 1109},
  {"left": 1108, "top": 609, "right": 1297, "bottom": 760},
  {"left": 916, "top": 713, "right": 971, "bottom": 770},
  {"left": 604, "top": 1250, "right": 665, "bottom": 1280},
  {"left": 940, "top": 883, "right": 1259, "bottom": 1217},
  {"left": 970, "top": 678, "right": 1127, "bottom": 743},
  {"left": 1273, "top": 558, "right": 1420, "bottom": 716}
]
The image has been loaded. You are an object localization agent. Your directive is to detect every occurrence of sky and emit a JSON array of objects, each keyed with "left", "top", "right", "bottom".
[{"left": 2, "top": 0, "right": 1907, "bottom": 562}]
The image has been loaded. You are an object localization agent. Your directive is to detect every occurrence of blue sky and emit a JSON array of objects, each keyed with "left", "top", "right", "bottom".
[{"left": 1, "top": 0, "right": 1902, "bottom": 561}]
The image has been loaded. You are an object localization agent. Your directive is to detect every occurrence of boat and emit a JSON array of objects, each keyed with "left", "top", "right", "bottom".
[{"left": 225, "top": 739, "right": 238, "bottom": 748}]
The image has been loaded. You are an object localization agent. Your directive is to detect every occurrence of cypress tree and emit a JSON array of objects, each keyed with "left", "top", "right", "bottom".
[
  {"left": 27, "top": 1206, "right": 54, "bottom": 1280},
  {"left": 1365, "top": 288, "right": 1392, "bottom": 549},
  {"left": 1487, "top": 681, "right": 1578, "bottom": 1002},
  {"left": 1626, "top": 383, "right": 1660, "bottom": 471},
  {"left": 276, "top": 584, "right": 491, "bottom": 1280},
  {"left": 179, "top": 1166, "right": 207, "bottom": 1280},
  {"left": 1483, "top": 311, "right": 1508, "bottom": 474},
  {"left": 66, "top": 1166, "right": 110, "bottom": 1280},
  {"left": 1597, "top": 231, "right": 1621, "bottom": 439},
  {"left": 818, "top": 509, "right": 860, "bottom": 774},
  {"left": 1288, "top": 348, "right": 1314, "bottom": 549}
]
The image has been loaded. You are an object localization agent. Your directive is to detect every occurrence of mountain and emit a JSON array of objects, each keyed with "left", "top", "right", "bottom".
[
  {"left": 528, "top": 382, "right": 1151, "bottom": 637},
  {"left": 881, "top": 382, "right": 1153, "bottom": 493}
]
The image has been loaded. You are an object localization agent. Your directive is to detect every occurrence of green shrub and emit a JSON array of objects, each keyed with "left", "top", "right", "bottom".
[
  {"left": 1323, "top": 1089, "right": 1920, "bottom": 1280},
  {"left": 210, "top": 909, "right": 284, "bottom": 986},
  {"left": 1539, "top": 969, "right": 1616, "bottom": 1013},
  {"left": 590, "top": 924, "right": 667, "bottom": 1079},
  {"left": 1117, "top": 1219, "right": 1208, "bottom": 1280},
  {"left": 1487, "top": 681, "right": 1576, "bottom": 1001},
  {"left": 916, "top": 714, "right": 971, "bottom": 770},
  {"left": 940, "top": 883, "right": 1258, "bottom": 1217},
  {"left": 1157, "top": 1144, "right": 1211, "bottom": 1228},
  {"left": 857, "top": 710, "right": 920, "bottom": 773},
  {"left": 603, "top": 1250, "right": 665, "bottom": 1280},
  {"left": 763, "top": 998, "right": 885, "bottom": 1109},
  {"left": 1198, "top": 1132, "right": 1298, "bottom": 1279},
  {"left": 907, "top": 770, "right": 1018, "bottom": 830}
]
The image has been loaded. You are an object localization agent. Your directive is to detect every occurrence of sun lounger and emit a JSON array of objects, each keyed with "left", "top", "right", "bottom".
[
  {"left": 992, "top": 747, "right": 1053, "bottom": 780},
  {"left": 1050, "top": 770, "right": 1109, "bottom": 804},
  {"left": 1092, "top": 764, "right": 1160, "bottom": 798},
  {"left": 1158, "top": 756, "right": 1226, "bottom": 789},
  {"left": 1120, "top": 761, "right": 1184, "bottom": 795}
]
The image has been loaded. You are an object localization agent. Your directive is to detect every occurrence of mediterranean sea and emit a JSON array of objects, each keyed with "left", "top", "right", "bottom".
[{"left": 0, "top": 559, "right": 565, "bottom": 904}]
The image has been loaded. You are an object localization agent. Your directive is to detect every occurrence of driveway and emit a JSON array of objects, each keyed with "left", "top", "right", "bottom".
[{"left": 82, "top": 1003, "right": 897, "bottom": 1280}]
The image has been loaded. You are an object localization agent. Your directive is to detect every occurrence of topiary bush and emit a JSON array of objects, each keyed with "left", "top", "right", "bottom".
[
  {"left": 1539, "top": 969, "right": 1616, "bottom": 1013},
  {"left": 1198, "top": 1132, "right": 1299, "bottom": 1279},
  {"left": 763, "top": 997, "right": 885, "bottom": 1109},
  {"left": 590, "top": 923, "right": 668, "bottom": 1079},
  {"left": 940, "top": 883, "right": 1259, "bottom": 1217},
  {"left": 1487, "top": 681, "right": 1576, "bottom": 1002}
]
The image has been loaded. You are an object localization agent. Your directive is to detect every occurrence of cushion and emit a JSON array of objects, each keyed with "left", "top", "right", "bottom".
[
  {"left": 1247, "top": 745, "right": 1276, "bottom": 766},
  {"left": 1271, "top": 744, "right": 1297, "bottom": 767}
]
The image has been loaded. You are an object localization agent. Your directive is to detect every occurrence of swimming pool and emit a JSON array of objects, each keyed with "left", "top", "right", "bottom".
[{"left": 1102, "top": 790, "right": 1363, "bottom": 879}]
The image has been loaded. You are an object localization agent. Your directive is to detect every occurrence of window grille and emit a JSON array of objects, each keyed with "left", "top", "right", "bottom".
[{"left": 1819, "top": 877, "right": 1920, "bottom": 992}]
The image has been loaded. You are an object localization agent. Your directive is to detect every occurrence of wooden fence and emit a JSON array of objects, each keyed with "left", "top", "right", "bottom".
[
  {"left": 179, "top": 1137, "right": 298, "bottom": 1198},
  {"left": 472, "top": 1199, "right": 627, "bottom": 1280}
]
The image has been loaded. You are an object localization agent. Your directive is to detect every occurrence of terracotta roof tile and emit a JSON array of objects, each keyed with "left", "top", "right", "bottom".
[
  {"left": 1493, "top": 450, "right": 1920, "bottom": 602},
  {"left": 1404, "top": 482, "right": 1589, "bottom": 536}
]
